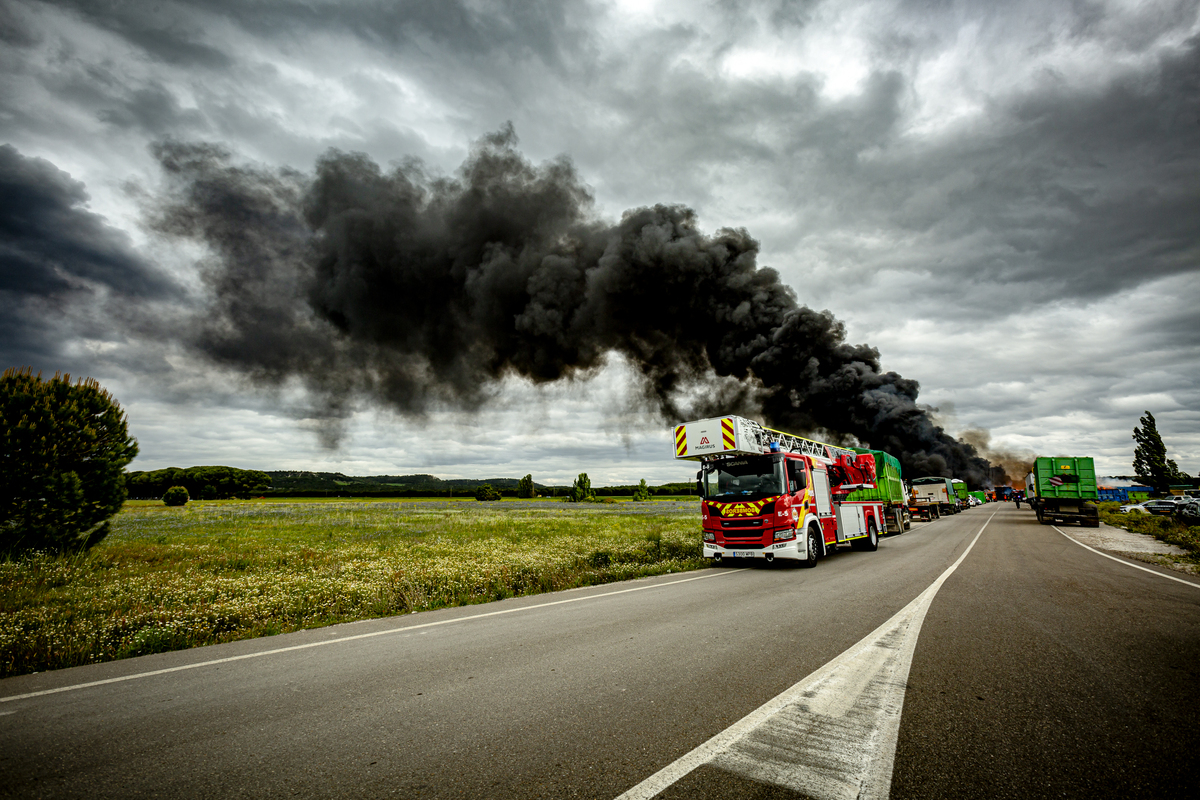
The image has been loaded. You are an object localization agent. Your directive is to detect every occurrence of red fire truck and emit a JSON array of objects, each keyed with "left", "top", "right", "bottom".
[{"left": 674, "top": 416, "right": 884, "bottom": 567}]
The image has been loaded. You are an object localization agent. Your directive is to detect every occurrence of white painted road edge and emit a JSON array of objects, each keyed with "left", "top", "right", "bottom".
[
  {"left": 1054, "top": 526, "right": 1200, "bottom": 589},
  {"left": 615, "top": 512, "right": 995, "bottom": 800},
  {"left": 0, "top": 570, "right": 736, "bottom": 704}
]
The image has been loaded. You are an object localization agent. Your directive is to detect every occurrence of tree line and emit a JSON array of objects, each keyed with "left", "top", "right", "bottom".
[{"left": 125, "top": 466, "right": 272, "bottom": 500}]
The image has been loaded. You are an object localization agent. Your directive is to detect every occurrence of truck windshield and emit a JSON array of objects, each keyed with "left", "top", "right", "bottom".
[{"left": 701, "top": 456, "right": 785, "bottom": 499}]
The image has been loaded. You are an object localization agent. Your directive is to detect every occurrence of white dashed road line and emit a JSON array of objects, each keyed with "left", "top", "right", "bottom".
[{"left": 616, "top": 513, "right": 994, "bottom": 800}]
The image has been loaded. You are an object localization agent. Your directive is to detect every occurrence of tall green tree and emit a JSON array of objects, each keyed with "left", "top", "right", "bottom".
[
  {"left": 517, "top": 474, "right": 535, "bottom": 498},
  {"left": 1133, "top": 411, "right": 1189, "bottom": 495},
  {"left": 1, "top": 368, "right": 139, "bottom": 554},
  {"left": 631, "top": 479, "right": 652, "bottom": 502},
  {"left": 568, "top": 473, "right": 595, "bottom": 503}
]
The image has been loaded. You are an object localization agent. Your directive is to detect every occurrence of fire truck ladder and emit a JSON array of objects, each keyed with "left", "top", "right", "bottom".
[{"left": 756, "top": 424, "right": 857, "bottom": 460}]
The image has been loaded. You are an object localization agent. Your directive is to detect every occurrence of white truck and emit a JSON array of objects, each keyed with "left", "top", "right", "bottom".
[
  {"left": 674, "top": 416, "right": 884, "bottom": 567},
  {"left": 910, "top": 476, "right": 959, "bottom": 516}
]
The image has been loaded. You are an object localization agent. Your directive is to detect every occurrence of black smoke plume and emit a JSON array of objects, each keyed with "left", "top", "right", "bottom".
[{"left": 151, "top": 127, "right": 990, "bottom": 483}]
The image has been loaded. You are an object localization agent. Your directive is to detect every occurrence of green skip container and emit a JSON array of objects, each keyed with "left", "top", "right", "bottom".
[
  {"left": 1031, "top": 457, "right": 1098, "bottom": 500},
  {"left": 845, "top": 449, "right": 905, "bottom": 504}
]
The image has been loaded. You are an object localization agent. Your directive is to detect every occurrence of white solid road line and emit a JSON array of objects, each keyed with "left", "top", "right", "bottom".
[
  {"left": 0, "top": 570, "right": 736, "bottom": 705},
  {"left": 615, "top": 512, "right": 995, "bottom": 800},
  {"left": 1054, "top": 526, "right": 1200, "bottom": 589}
]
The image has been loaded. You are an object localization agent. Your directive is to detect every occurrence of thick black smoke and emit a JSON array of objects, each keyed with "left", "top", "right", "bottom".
[{"left": 152, "top": 127, "right": 990, "bottom": 483}]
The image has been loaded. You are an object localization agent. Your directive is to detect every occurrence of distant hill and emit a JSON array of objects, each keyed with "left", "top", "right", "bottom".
[{"left": 265, "top": 471, "right": 534, "bottom": 496}]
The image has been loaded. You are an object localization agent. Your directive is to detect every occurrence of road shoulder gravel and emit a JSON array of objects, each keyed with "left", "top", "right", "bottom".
[{"left": 1067, "top": 520, "right": 1197, "bottom": 575}]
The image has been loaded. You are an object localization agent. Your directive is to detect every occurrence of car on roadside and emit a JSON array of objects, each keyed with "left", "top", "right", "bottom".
[
  {"left": 1174, "top": 500, "right": 1200, "bottom": 525},
  {"left": 1119, "top": 499, "right": 1179, "bottom": 515}
]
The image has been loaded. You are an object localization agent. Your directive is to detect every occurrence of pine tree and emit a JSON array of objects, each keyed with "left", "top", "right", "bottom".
[
  {"left": 631, "top": 479, "right": 652, "bottom": 502},
  {"left": 1132, "top": 411, "right": 1189, "bottom": 495},
  {"left": 1, "top": 368, "right": 139, "bottom": 554}
]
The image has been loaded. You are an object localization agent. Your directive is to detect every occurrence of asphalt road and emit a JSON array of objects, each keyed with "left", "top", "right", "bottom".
[{"left": 2, "top": 505, "right": 1198, "bottom": 798}]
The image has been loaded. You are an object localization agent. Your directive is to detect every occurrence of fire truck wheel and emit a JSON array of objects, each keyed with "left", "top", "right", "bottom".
[
  {"left": 800, "top": 525, "right": 821, "bottom": 568},
  {"left": 853, "top": 521, "right": 879, "bottom": 551}
]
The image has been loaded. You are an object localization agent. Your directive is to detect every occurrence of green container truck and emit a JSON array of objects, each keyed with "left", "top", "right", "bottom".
[
  {"left": 968, "top": 490, "right": 987, "bottom": 504},
  {"left": 952, "top": 479, "right": 969, "bottom": 508},
  {"left": 847, "top": 448, "right": 911, "bottom": 533},
  {"left": 1025, "top": 456, "right": 1099, "bottom": 527}
]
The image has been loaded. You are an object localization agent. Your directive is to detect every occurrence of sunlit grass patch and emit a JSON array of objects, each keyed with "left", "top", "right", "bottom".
[{"left": 0, "top": 499, "right": 705, "bottom": 677}]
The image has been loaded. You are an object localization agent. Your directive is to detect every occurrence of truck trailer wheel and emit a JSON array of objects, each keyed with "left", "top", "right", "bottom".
[{"left": 800, "top": 524, "right": 822, "bottom": 568}]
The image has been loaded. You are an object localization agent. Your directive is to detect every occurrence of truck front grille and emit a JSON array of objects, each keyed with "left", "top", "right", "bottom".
[{"left": 721, "top": 519, "right": 763, "bottom": 528}]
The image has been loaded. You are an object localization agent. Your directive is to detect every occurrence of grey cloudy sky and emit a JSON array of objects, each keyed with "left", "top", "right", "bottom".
[{"left": 2, "top": 0, "right": 1197, "bottom": 485}]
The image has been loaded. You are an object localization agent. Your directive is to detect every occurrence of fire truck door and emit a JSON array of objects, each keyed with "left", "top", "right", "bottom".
[
  {"left": 812, "top": 468, "right": 833, "bottom": 519},
  {"left": 835, "top": 504, "right": 866, "bottom": 541}
]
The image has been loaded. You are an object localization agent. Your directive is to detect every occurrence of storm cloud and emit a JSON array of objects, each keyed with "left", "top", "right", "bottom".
[
  {"left": 0, "top": 143, "right": 176, "bottom": 367},
  {"left": 1, "top": 0, "right": 1197, "bottom": 479}
]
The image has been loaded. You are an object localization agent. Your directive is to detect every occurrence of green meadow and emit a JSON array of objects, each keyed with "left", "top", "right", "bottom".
[{"left": 0, "top": 498, "right": 706, "bottom": 678}]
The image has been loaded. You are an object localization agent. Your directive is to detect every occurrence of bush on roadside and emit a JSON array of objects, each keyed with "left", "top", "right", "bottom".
[
  {"left": 1099, "top": 506, "right": 1200, "bottom": 552},
  {"left": 162, "top": 486, "right": 190, "bottom": 507}
]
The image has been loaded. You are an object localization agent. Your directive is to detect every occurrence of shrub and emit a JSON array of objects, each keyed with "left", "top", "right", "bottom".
[
  {"left": 1, "top": 368, "right": 138, "bottom": 555},
  {"left": 632, "top": 479, "right": 652, "bottom": 502},
  {"left": 163, "top": 486, "right": 190, "bottom": 506},
  {"left": 474, "top": 484, "right": 502, "bottom": 502}
]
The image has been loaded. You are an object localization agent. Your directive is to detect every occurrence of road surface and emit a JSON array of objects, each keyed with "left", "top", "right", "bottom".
[{"left": 3, "top": 505, "right": 1198, "bottom": 798}]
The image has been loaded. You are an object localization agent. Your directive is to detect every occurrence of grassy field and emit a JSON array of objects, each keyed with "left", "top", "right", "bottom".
[{"left": 0, "top": 498, "right": 706, "bottom": 678}]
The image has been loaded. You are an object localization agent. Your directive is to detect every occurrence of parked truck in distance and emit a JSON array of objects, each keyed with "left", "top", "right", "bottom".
[
  {"left": 1025, "top": 457, "right": 1100, "bottom": 527},
  {"left": 911, "top": 476, "right": 959, "bottom": 516},
  {"left": 952, "top": 479, "right": 969, "bottom": 510},
  {"left": 846, "top": 448, "right": 911, "bottom": 534}
]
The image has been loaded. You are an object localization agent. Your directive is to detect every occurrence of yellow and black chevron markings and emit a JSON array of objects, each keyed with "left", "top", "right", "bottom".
[
  {"left": 721, "top": 417, "right": 735, "bottom": 450},
  {"left": 711, "top": 497, "right": 778, "bottom": 517}
]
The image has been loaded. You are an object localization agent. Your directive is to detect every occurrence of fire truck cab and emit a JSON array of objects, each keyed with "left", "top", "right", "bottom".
[{"left": 676, "top": 416, "right": 884, "bottom": 568}]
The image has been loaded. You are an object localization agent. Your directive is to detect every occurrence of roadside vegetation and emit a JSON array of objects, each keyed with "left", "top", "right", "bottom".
[
  {"left": 0, "top": 498, "right": 705, "bottom": 678},
  {"left": 1097, "top": 501, "right": 1200, "bottom": 561}
]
